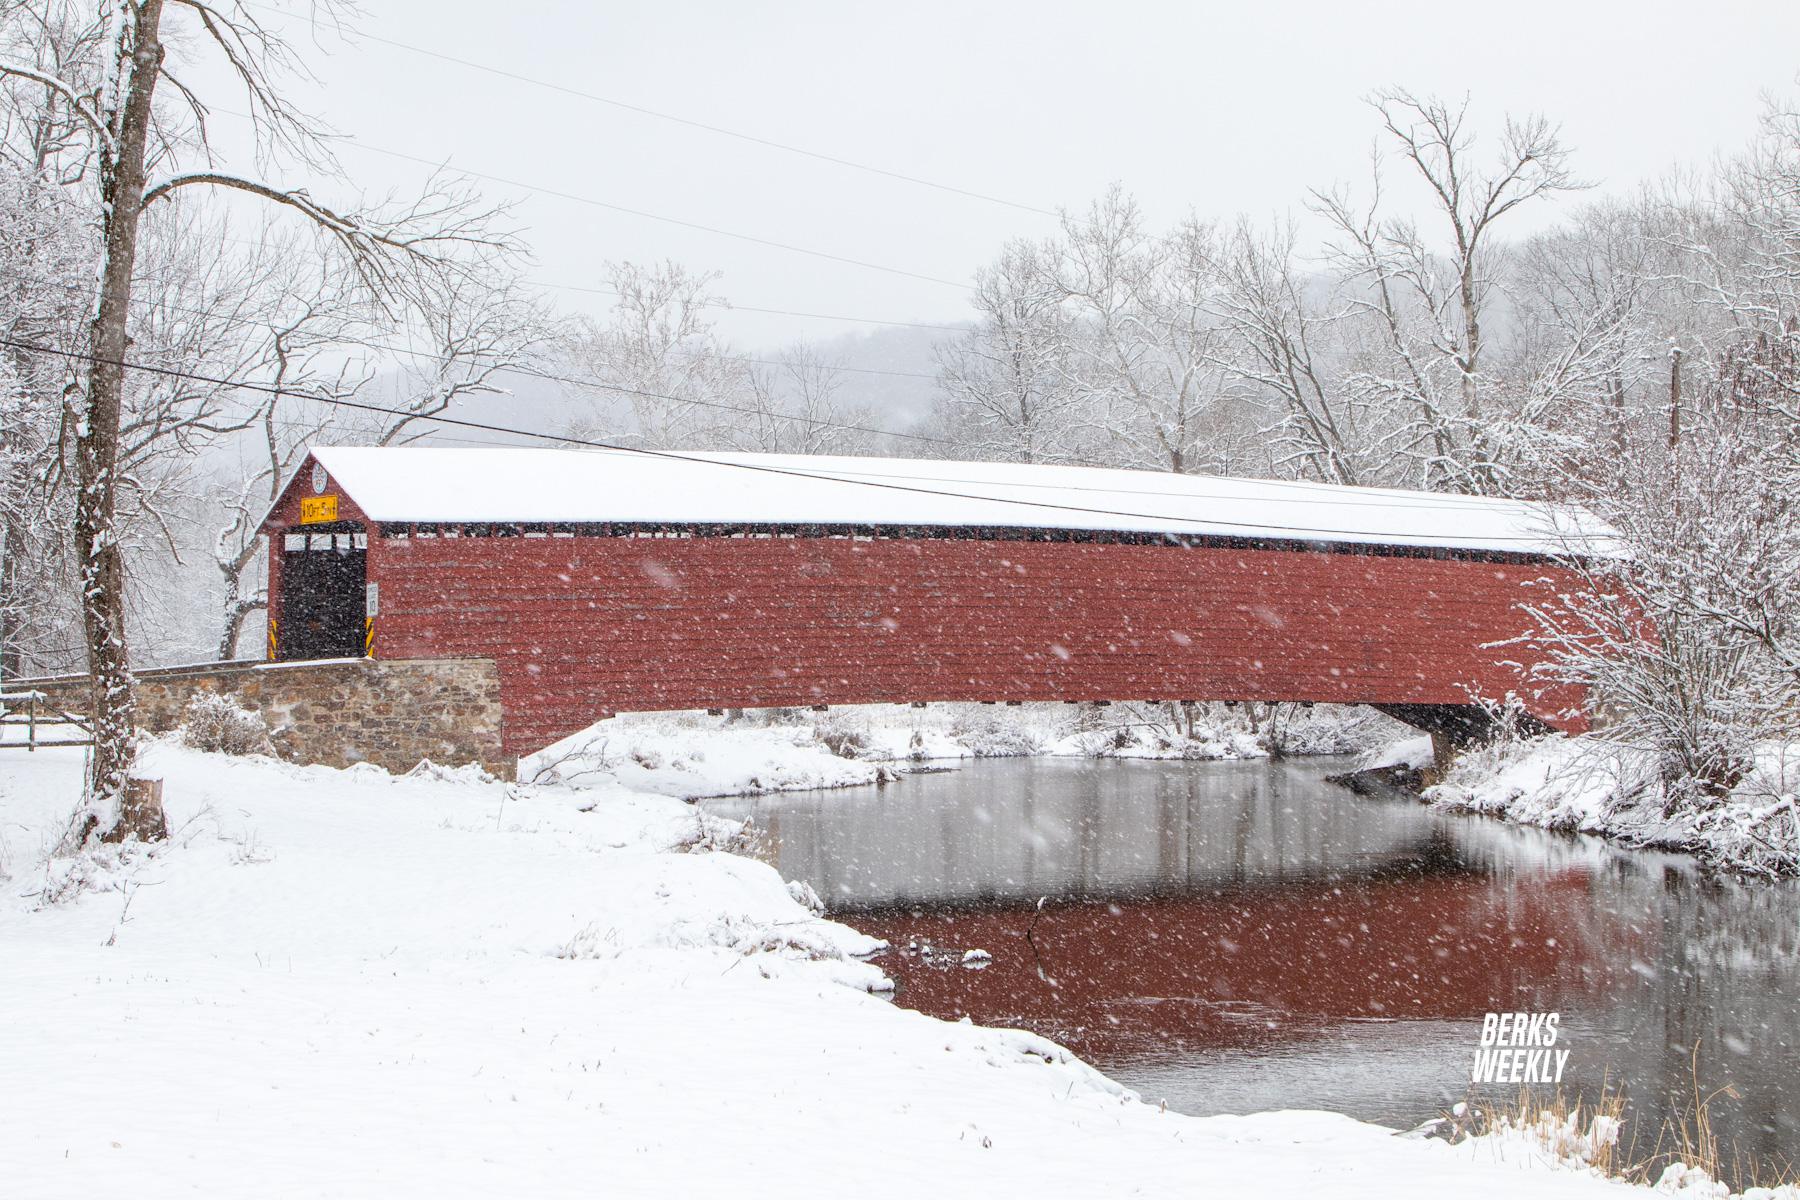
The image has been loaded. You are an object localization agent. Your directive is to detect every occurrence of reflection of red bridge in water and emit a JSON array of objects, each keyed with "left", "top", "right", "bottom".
[{"left": 854, "top": 863, "right": 1641, "bottom": 1062}]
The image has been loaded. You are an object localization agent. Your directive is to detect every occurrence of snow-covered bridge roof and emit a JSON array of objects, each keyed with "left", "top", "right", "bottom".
[{"left": 299, "top": 445, "right": 1593, "bottom": 556}]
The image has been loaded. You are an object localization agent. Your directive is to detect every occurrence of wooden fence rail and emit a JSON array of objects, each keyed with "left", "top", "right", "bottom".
[{"left": 0, "top": 690, "right": 95, "bottom": 751}]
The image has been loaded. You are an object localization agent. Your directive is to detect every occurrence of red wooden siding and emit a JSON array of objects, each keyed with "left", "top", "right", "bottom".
[
  {"left": 367, "top": 534, "right": 1582, "bottom": 758},
  {"left": 264, "top": 457, "right": 1585, "bottom": 760}
]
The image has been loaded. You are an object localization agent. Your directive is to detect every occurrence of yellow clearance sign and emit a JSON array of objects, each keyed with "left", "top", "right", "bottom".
[{"left": 300, "top": 495, "right": 339, "bottom": 524}]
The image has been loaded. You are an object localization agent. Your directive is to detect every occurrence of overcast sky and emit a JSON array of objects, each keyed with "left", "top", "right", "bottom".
[{"left": 229, "top": 1, "right": 1800, "bottom": 350}]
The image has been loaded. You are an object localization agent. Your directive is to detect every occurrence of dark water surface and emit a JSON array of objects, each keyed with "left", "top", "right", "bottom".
[{"left": 703, "top": 757, "right": 1800, "bottom": 1159}]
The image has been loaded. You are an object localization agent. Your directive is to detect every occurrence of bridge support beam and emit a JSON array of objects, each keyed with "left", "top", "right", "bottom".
[{"left": 1372, "top": 702, "right": 1555, "bottom": 784}]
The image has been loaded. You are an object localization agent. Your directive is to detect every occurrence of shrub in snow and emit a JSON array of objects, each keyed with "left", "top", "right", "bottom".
[
  {"left": 226, "top": 829, "right": 276, "bottom": 867},
  {"left": 33, "top": 841, "right": 152, "bottom": 908},
  {"left": 1431, "top": 734, "right": 1800, "bottom": 875},
  {"left": 1513, "top": 333, "right": 1800, "bottom": 816},
  {"left": 178, "top": 693, "right": 273, "bottom": 757},
  {"left": 814, "top": 721, "right": 870, "bottom": 759},
  {"left": 405, "top": 760, "right": 497, "bottom": 785},
  {"left": 675, "top": 810, "right": 761, "bottom": 856},
  {"left": 1271, "top": 705, "right": 1410, "bottom": 755},
  {"left": 676, "top": 911, "right": 865, "bottom": 963},
  {"left": 785, "top": 878, "right": 825, "bottom": 915},
  {"left": 554, "top": 923, "right": 622, "bottom": 960},
  {"left": 947, "top": 710, "right": 1043, "bottom": 757}
]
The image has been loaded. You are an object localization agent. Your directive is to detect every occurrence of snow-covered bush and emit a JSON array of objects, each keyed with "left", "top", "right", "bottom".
[
  {"left": 1514, "top": 327, "right": 1800, "bottom": 813},
  {"left": 405, "top": 760, "right": 498, "bottom": 786},
  {"left": 675, "top": 809, "right": 761, "bottom": 856},
  {"left": 946, "top": 708, "right": 1045, "bottom": 757},
  {"left": 178, "top": 693, "right": 273, "bottom": 757},
  {"left": 1430, "top": 734, "right": 1800, "bottom": 875},
  {"left": 814, "top": 720, "right": 870, "bottom": 759},
  {"left": 1264, "top": 704, "right": 1411, "bottom": 755}
]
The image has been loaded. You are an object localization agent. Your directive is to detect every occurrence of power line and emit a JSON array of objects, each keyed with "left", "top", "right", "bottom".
[
  {"left": 244, "top": 3, "right": 1058, "bottom": 219},
  {"left": 0, "top": 278, "right": 1516, "bottom": 509},
  {"left": 3, "top": 262, "right": 1516, "bottom": 511},
  {"left": 0, "top": 261, "right": 1540, "bottom": 514},
  {"left": 63, "top": 285, "right": 1511, "bottom": 510},
  {"left": 133, "top": 315, "right": 1512, "bottom": 512},
  {"left": 327, "top": 134, "right": 973, "bottom": 292},
  {"left": 1, "top": 336, "right": 1565, "bottom": 544},
  {"left": 196, "top": 228, "right": 971, "bottom": 334},
  {"left": 205, "top": 104, "right": 974, "bottom": 292},
  {"left": 533, "top": 280, "right": 969, "bottom": 333},
  {"left": 770, "top": 460, "right": 1538, "bottom": 514},
  {"left": 1, "top": 261, "right": 954, "bottom": 445}
]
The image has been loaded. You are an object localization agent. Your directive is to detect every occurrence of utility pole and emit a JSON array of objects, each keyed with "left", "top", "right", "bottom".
[{"left": 1667, "top": 344, "right": 1684, "bottom": 452}]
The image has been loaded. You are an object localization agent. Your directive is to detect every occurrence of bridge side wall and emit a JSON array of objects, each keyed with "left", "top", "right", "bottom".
[
  {"left": 365, "top": 534, "right": 1587, "bottom": 758},
  {"left": 17, "top": 658, "right": 509, "bottom": 778}
]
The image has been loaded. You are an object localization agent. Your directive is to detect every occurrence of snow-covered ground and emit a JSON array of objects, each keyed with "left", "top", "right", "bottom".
[
  {"left": 0, "top": 737, "right": 1710, "bottom": 1198},
  {"left": 522, "top": 701, "right": 1398, "bottom": 797},
  {"left": 1359, "top": 733, "right": 1436, "bottom": 772},
  {"left": 1426, "top": 734, "right": 1800, "bottom": 877}
]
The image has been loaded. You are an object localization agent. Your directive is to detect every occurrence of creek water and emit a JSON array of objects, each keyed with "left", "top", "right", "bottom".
[{"left": 703, "top": 756, "right": 1800, "bottom": 1162}]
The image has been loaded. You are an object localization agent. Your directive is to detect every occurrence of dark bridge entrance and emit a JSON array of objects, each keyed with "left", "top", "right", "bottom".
[{"left": 276, "top": 523, "right": 367, "bottom": 661}]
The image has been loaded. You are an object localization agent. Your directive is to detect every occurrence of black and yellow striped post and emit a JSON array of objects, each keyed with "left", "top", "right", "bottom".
[
  {"left": 364, "top": 615, "right": 375, "bottom": 659},
  {"left": 267, "top": 618, "right": 278, "bottom": 661}
]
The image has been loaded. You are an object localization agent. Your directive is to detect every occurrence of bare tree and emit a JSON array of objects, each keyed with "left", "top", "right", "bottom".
[
  {"left": 1054, "top": 192, "right": 1242, "bottom": 474},
  {"left": 0, "top": 160, "right": 89, "bottom": 679},
  {"left": 934, "top": 236, "right": 1091, "bottom": 464},
  {"left": 367, "top": 257, "right": 551, "bottom": 448},
  {"left": 201, "top": 239, "right": 361, "bottom": 660},
  {"left": 1521, "top": 335, "right": 1799, "bottom": 806},
  {"left": 1660, "top": 100, "right": 1800, "bottom": 686},
  {"left": 733, "top": 344, "right": 873, "bottom": 456},
  {"left": 203, "top": 242, "right": 549, "bottom": 659},
  {"left": 1313, "top": 90, "right": 1583, "bottom": 492},
  {"left": 0, "top": 0, "right": 514, "bottom": 842},
  {"left": 562, "top": 260, "right": 750, "bottom": 448},
  {"left": 1210, "top": 219, "right": 1368, "bottom": 484}
]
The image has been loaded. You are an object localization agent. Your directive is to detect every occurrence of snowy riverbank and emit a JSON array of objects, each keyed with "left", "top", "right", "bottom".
[
  {"left": 1425, "top": 735, "right": 1800, "bottom": 878},
  {"left": 521, "top": 700, "right": 1402, "bottom": 796},
  {"left": 0, "top": 737, "right": 1731, "bottom": 1198}
]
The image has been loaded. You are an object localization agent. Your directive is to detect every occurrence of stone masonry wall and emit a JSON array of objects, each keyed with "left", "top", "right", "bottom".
[{"left": 15, "top": 658, "right": 510, "bottom": 780}]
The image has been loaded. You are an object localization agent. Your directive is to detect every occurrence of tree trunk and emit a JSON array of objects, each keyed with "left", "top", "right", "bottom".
[
  {"left": 0, "top": 515, "right": 22, "bottom": 682},
  {"left": 1667, "top": 347, "right": 1683, "bottom": 451},
  {"left": 217, "top": 593, "right": 267, "bottom": 661},
  {"left": 100, "top": 776, "right": 167, "bottom": 844},
  {"left": 79, "top": 0, "right": 166, "bottom": 838},
  {"left": 1609, "top": 371, "right": 1627, "bottom": 458},
  {"left": 1459, "top": 272, "right": 1482, "bottom": 423}
]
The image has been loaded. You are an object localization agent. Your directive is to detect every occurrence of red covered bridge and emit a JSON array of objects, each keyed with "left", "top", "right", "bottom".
[{"left": 260, "top": 447, "right": 1591, "bottom": 761}]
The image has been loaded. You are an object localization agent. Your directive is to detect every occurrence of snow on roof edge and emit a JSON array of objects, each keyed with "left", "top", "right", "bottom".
[{"left": 292, "top": 445, "right": 1608, "bottom": 557}]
